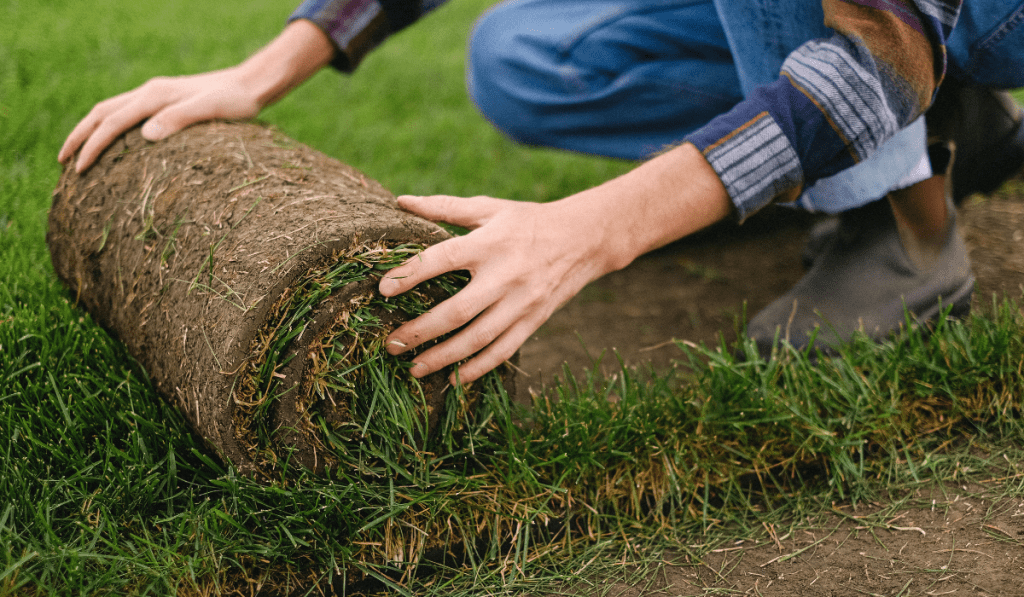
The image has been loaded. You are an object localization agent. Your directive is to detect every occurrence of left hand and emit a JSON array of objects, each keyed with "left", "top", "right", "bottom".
[{"left": 379, "top": 194, "right": 621, "bottom": 385}]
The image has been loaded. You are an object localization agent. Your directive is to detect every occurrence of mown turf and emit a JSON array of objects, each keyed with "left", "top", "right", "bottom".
[{"left": 3, "top": 0, "right": 1024, "bottom": 595}]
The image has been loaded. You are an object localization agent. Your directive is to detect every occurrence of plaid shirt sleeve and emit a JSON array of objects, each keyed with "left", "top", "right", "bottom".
[
  {"left": 685, "top": 0, "right": 962, "bottom": 222},
  {"left": 289, "top": 0, "right": 449, "bottom": 72}
]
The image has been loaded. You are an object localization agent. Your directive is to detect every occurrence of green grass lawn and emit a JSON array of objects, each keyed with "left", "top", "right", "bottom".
[{"left": 4, "top": 1, "right": 1024, "bottom": 595}]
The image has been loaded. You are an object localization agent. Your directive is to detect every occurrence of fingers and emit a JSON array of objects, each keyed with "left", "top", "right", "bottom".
[
  {"left": 60, "top": 75, "right": 247, "bottom": 173},
  {"left": 450, "top": 322, "right": 534, "bottom": 384},
  {"left": 381, "top": 196, "right": 520, "bottom": 297},
  {"left": 143, "top": 86, "right": 257, "bottom": 141},
  {"left": 58, "top": 92, "right": 133, "bottom": 165},
  {"left": 377, "top": 232, "right": 520, "bottom": 385},
  {"left": 378, "top": 196, "right": 554, "bottom": 383},
  {"left": 379, "top": 195, "right": 583, "bottom": 384},
  {"left": 397, "top": 194, "right": 506, "bottom": 229},
  {"left": 379, "top": 236, "right": 469, "bottom": 298},
  {"left": 408, "top": 304, "right": 542, "bottom": 385},
  {"left": 58, "top": 117, "right": 93, "bottom": 165},
  {"left": 63, "top": 79, "right": 178, "bottom": 172},
  {"left": 386, "top": 280, "right": 497, "bottom": 355},
  {"left": 74, "top": 106, "right": 155, "bottom": 172},
  {"left": 138, "top": 98, "right": 204, "bottom": 142},
  {"left": 382, "top": 251, "right": 560, "bottom": 385}
]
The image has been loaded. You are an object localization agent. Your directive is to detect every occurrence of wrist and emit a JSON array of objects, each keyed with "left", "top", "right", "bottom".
[
  {"left": 563, "top": 143, "right": 731, "bottom": 274},
  {"left": 236, "top": 19, "right": 335, "bottom": 109}
]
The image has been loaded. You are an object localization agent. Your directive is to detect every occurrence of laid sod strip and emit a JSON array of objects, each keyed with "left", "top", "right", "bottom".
[
  {"left": 6, "top": 298, "right": 1024, "bottom": 594},
  {"left": 4, "top": 290, "right": 1024, "bottom": 594}
]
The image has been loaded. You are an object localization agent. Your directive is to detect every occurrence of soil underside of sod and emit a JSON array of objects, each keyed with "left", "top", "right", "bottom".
[{"left": 522, "top": 177, "right": 1024, "bottom": 596}]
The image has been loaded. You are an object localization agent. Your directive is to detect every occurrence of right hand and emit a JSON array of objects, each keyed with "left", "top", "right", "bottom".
[{"left": 58, "top": 68, "right": 262, "bottom": 173}]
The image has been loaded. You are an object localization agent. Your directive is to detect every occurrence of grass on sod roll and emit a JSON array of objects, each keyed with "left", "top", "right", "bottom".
[
  {"left": 4, "top": 0, "right": 1024, "bottom": 594},
  {"left": 229, "top": 242, "right": 476, "bottom": 473}
]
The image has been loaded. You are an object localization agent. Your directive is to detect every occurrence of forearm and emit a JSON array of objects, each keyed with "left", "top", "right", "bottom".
[
  {"left": 559, "top": 142, "right": 732, "bottom": 275},
  {"left": 288, "top": 0, "right": 448, "bottom": 72},
  {"left": 236, "top": 19, "right": 335, "bottom": 109}
]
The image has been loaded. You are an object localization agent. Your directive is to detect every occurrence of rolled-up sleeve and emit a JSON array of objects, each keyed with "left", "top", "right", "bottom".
[
  {"left": 685, "top": 0, "right": 962, "bottom": 222},
  {"left": 289, "top": 0, "right": 448, "bottom": 72}
]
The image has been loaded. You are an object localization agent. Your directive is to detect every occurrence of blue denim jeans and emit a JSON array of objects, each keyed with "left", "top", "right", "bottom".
[{"left": 467, "top": 0, "right": 1024, "bottom": 213}]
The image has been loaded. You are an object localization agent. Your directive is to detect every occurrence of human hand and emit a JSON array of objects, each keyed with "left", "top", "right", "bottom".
[
  {"left": 379, "top": 194, "right": 623, "bottom": 385},
  {"left": 59, "top": 19, "right": 335, "bottom": 172},
  {"left": 378, "top": 143, "right": 733, "bottom": 385},
  {"left": 58, "top": 69, "right": 263, "bottom": 172}
]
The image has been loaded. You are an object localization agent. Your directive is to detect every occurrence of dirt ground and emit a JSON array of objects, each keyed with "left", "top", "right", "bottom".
[
  {"left": 576, "top": 483, "right": 1024, "bottom": 596},
  {"left": 519, "top": 182, "right": 1024, "bottom": 595},
  {"left": 519, "top": 184, "right": 1024, "bottom": 387}
]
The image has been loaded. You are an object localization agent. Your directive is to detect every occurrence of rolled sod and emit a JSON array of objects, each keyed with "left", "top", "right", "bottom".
[{"left": 48, "top": 121, "right": 508, "bottom": 479}]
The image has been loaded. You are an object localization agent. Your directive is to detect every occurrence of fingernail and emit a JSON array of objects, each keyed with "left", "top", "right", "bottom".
[
  {"left": 410, "top": 362, "right": 428, "bottom": 377},
  {"left": 387, "top": 339, "right": 406, "bottom": 354},
  {"left": 379, "top": 277, "right": 398, "bottom": 296},
  {"left": 142, "top": 121, "right": 163, "bottom": 140}
]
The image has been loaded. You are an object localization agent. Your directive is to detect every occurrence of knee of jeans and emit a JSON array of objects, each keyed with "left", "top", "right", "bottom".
[
  {"left": 466, "top": 3, "right": 560, "bottom": 145},
  {"left": 946, "top": 2, "right": 1024, "bottom": 89}
]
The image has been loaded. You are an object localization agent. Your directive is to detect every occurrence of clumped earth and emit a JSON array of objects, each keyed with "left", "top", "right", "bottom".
[{"left": 522, "top": 181, "right": 1024, "bottom": 595}]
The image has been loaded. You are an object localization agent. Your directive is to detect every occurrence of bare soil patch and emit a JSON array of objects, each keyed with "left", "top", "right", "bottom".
[{"left": 519, "top": 207, "right": 814, "bottom": 389}]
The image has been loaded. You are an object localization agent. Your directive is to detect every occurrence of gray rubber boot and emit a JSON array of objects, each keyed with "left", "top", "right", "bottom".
[
  {"left": 746, "top": 196, "right": 974, "bottom": 359},
  {"left": 800, "top": 216, "right": 838, "bottom": 269}
]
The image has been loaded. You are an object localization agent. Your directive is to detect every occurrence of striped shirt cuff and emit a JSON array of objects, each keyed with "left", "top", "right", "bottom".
[
  {"left": 289, "top": 0, "right": 391, "bottom": 72},
  {"left": 686, "top": 110, "right": 803, "bottom": 223}
]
